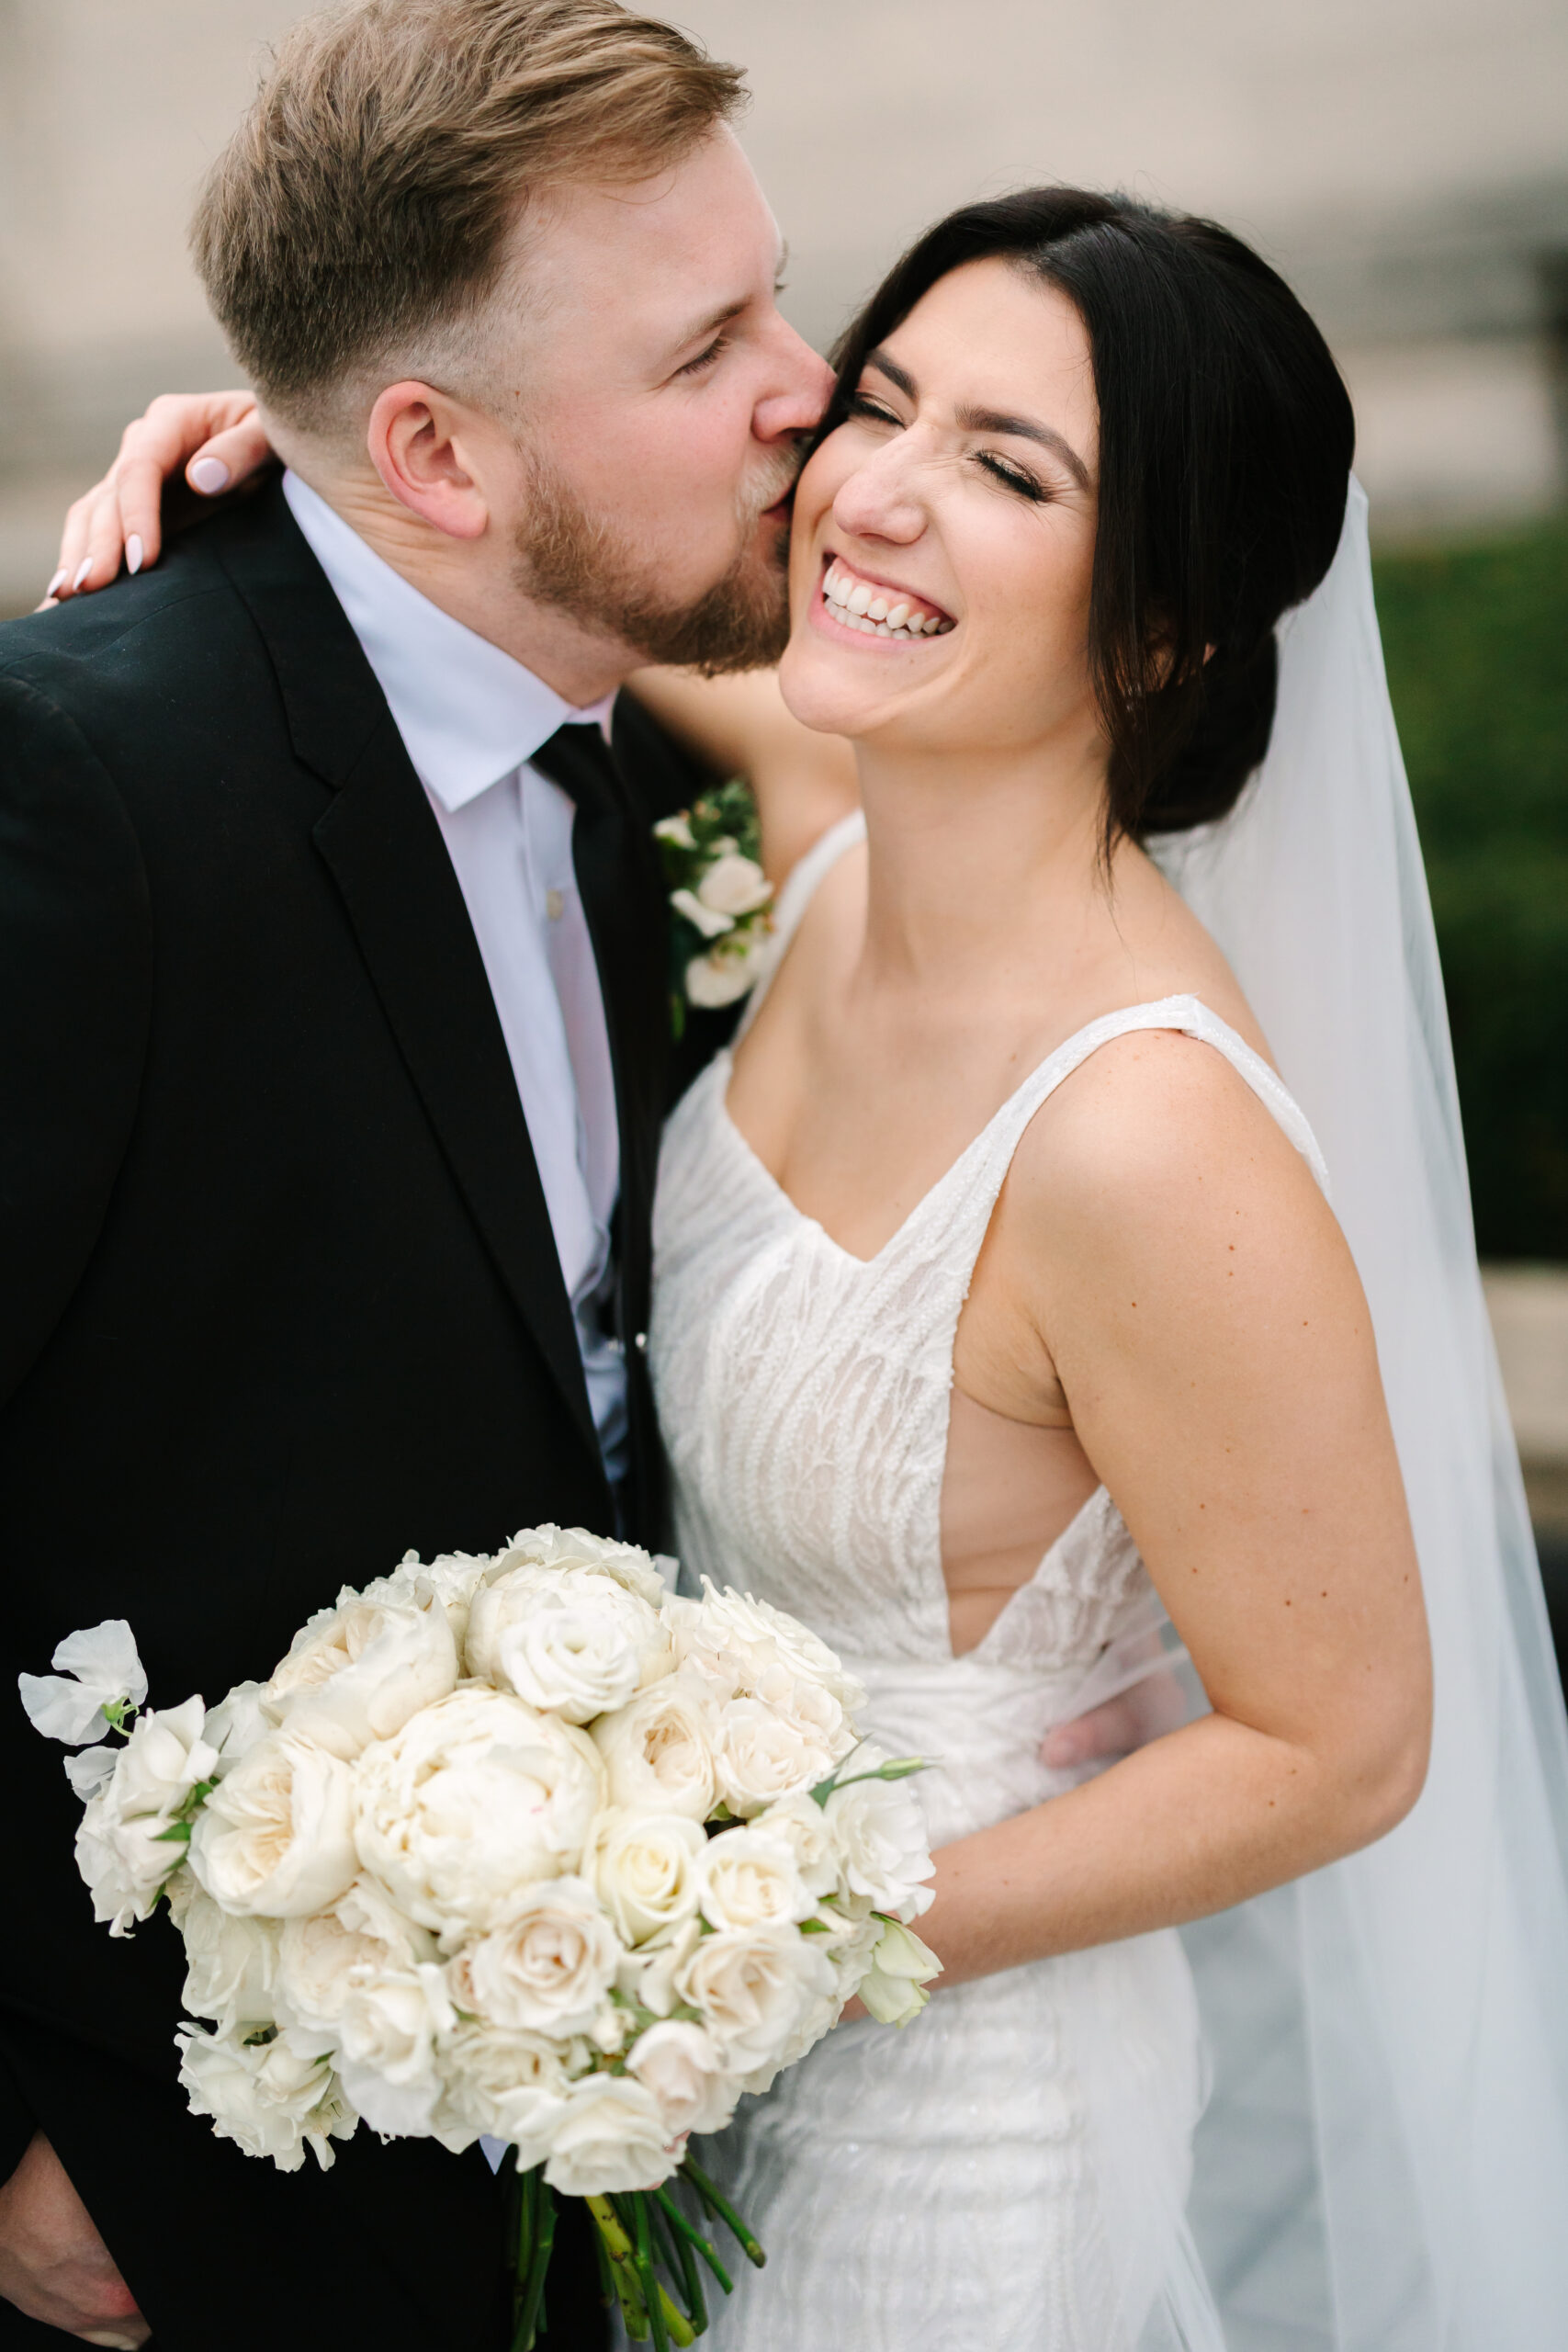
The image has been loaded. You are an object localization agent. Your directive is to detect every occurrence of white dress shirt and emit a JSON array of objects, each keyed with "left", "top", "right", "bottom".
[{"left": 283, "top": 471, "right": 627, "bottom": 1480}]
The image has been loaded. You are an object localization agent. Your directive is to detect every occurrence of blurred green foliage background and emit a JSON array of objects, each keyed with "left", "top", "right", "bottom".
[{"left": 1376, "top": 516, "right": 1568, "bottom": 1261}]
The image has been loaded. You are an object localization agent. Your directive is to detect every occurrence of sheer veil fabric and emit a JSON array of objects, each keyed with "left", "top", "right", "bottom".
[{"left": 1153, "top": 481, "right": 1568, "bottom": 2349}]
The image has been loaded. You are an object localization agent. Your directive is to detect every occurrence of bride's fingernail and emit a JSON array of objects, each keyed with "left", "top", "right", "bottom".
[
  {"left": 126, "top": 535, "right": 144, "bottom": 576},
  {"left": 72, "top": 557, "right": 94, "bottom": 591},
  {"left": 45, "top": 569, "right": 67, "bottom": 599},
  {"left": 189, "top": 457, "right": 230, "bottom": 494}
]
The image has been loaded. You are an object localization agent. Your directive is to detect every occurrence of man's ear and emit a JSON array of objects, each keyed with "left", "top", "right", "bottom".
[{"left": 366, "top": 381, "right": 491, "bottom": 540}]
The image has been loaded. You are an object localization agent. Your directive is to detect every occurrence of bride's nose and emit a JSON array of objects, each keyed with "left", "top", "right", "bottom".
[{"left": 830, "top": 439, "right": 928, "bottom": 548}]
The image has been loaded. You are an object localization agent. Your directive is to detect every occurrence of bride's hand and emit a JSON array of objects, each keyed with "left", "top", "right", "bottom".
[
  {"left": 44, "top": 392, "right": 274, "bottom": 605},
  {"left": 1041, "top": 1668, "right": 1190, "bottom": 1770}
]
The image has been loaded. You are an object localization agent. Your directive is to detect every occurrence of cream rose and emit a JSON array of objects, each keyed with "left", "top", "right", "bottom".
[
  {"left": 714, "top": 1698, "right": 837, "bottom": 1817},
  {"left": 274, "top": 1876, "right": 437, "bottom": 2034},
  {"left": 681, "top": 1580, "right": 866, "bottom": 1712},
  {"left": 826, "top": 1755, "right": 936, "bottom": 1921},
  {"left": 188, "top": 1727, "right": 358, "bottom": 1918},
  {"left": 675, "top": 1925, "right": 836, "bottom": 2073},
  {"left": 333, "top": 1962, "right": 456, "bottom": 2136},
  {"left": 699, "top": 1825, "right": 816, "bottom": 1933},
  {"left": 176, "top": 2024, "right": 356, "bottom": 2173},
  {"left": 450, "top": 1876, "right": 620, "bottom": 2035},
  {"left": 544, "top": 2074, "right": 678, "bottom": 2197},
  {"left": 685, "top": 934, "right": 772, "bottom": 1011},
  {"left": 488, "top": 1525, "right": 670, "bottom": 1611},
  {"left": 439, "top": 2023, "right": 576, "bottom": 2163},
  {"left": 626, "top": 2019, "right": 738, "bottom": 2138},
  {"left": 466, "top": 1566, "right": 671, "bottom": 1723},
  {"left": 258, "top": 1588, "right": 457, "bottom": 1760},
  {"left": 591, "top": 1675, "right": 718, "bottom": 1821},
  {"left": 588, "top": 1809, "right": 705, "bottom": 1946},
  {"left": 174, "top": 1883, "right": 281, "bottom": 2034},
  {"left": 696, "top": 852, "right": 773, "bottom": 920},
  {"left": 752, "top": 1792, "right": 842, "bottom": 1898},
  {"left": 353, "top": 1686, "right": 604, "bottom": 1940},
  {"left": 362, "top": 1551, "right": 491, "bottom": 1656},
  {"left": 615, "top": 1917, "right": 702, "bottom": 2020}
]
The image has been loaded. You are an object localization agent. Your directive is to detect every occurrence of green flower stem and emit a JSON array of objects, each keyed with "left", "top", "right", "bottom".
[
  {"left": 653, "top": 2188, "right": 731, "bottom": 2297},
  {"left": 652, "top": 2192, "right": 707, "bottom": 2335},
  {"left": 510, "top": 2171, "right": 555, "bottom": 2352},
  {"left": 633, "top": 2192, "right": 670, "bottom": 2352},
  {"left": 678, "top": 2159, "right": 766, "bottom": 2269},
  {"left": 807, "top": 1756, "right": 928, "bottom": 1807}
]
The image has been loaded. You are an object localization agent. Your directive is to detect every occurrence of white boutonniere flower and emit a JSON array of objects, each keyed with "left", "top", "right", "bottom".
[{"left": 655, "top": 780, "right": 775, "bottom": 1035}]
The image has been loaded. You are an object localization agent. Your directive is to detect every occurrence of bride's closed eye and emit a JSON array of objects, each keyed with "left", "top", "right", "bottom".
[{"left": 844, "top": 391, "right": 1049, "bottom": 503}]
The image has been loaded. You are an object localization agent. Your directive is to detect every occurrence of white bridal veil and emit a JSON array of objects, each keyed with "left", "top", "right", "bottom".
[{"left": 1151, "top": 481, "right": 1568, "bottom": 2351}]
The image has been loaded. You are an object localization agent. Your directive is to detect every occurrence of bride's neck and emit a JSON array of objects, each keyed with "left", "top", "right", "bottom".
[{"left": 851, "top": 735, "right": 1113, "bottom": 992}]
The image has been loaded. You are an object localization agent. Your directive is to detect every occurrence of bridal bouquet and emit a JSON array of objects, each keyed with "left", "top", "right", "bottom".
[{"left": 20, "top": 1527, "right": 938, "bottom": 2349}]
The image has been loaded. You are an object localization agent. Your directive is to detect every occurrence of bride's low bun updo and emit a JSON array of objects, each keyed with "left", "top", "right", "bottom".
[{"left": 822, "top": 189, "right": 1355, "bottom": 842}]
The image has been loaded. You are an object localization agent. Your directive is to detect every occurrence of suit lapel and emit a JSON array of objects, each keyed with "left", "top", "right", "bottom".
[{"left": 217, "top": 487, "right": 606, "bottom": 1484}]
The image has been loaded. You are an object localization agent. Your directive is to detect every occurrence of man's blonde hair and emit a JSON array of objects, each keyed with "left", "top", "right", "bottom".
[{"left": 191, "top": 0, "right": 747, "bottom": 423}]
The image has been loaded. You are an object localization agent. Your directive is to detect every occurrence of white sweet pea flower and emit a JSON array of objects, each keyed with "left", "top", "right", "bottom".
[
  {"left": 466, "top": 1566, "right": 671, "bottom": 1724},
  {"left": 700, "top": 1825, "right": 817, "bottom": 1933},
  {"left": 675, "top": 1924, "right": 836, "bottom": 2074},
  {"left": 63, "top": 1746, "right": 118, "bottom": 1802},
  {"left": 202, "top": 1681, "right": 272, "bottom": 1775},
  {"left": 714, "top": 1697, "right": 837, "bottom": 1817},
  {"left": 353, "top": 1687, "right": 604, "bottom": 1940},
  {"left": 696, "top": 852, "right": 773, "bottom": 919},
  {"left": 74, "top": 1696, "right": 221, "bottom": 1937},
  {"left": 173, "top": 1882, "right": 282, "bottom": 2035},
  {"left": 258, "top": 1587, "right": 457, "bottom": 1761},
  {"left": 588, "top": 1808, "right": 705, "bottom": 1946},
  {"left": 627, "top": 2019, "right": 738, "bottom": 2138},
  {"left": 274, "top": 1876, "right": 437, "bottom": 2034},
  {"left": 857, "top": 1917, "right": 942, "bottom": 2026},
  {"left": 333, "top": 1962, "right": 456, "bottom": 2135},
  {"left": 591, "top": 1673, "right": 718, "bottom": 1821},
  {"left": 685, "top": 933, "right": 772, "bottom": 1010},
  {"left": 438, "top": 2023, "right": 577, "bottom": 2164},
  {"left": 188, "top": 1727, "right": 358, "bottom": 1918},
  {"left": 671, "top": 887, "right": 735, "bottom": 940},
  {"left": 19, "top": 1620, "right": 148, "bottom": 1745},
  {"left": 825, "top": 1749, "right": 937, "bottom": 1921},
  {"left": 544, "top": 2073, "right": 678, "bottom": 2197},
  {"left": 449, "top": 1876, "right": 620, "bottom": 2035},
  {"left": 176, "top": 2024, "right": 356, "bottom": 2173}
]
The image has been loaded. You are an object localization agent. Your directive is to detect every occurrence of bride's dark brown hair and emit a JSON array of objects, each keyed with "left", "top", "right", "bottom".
[{"left": 820, "top": 189, "right": 1355, "bottom": 842}]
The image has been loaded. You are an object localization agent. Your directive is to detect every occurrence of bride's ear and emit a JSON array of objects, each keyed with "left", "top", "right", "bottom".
[{"left": 366, "top": 381, "right": 491, "bottom": 541}]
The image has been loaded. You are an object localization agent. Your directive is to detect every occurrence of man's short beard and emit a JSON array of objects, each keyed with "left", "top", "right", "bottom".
[{"left": 513, "top": 455, "right": 793, "bottom": 675}]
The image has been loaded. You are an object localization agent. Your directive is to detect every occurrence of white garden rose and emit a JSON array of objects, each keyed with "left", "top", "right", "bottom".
[
  {"left": 588, "top": 1809, "right": 705, "bottom": 1946},
  {"left": 361, "top": 1550, "right": 491, "bottom": 1655},
  {"left": 626, "top": 2019, "right": 738, "bottom": 2138},
  {"left": 450, "top": 1876, "right": 620, "bottom": 2035},
  {"left": 675, "top": 1925, "right": 836, "bottom": 2073},
  {"left": 696, "top": 852, "right": 773, "bottom": 919},
  {"left": 736, "top": 1989, "right": 841, "bottom": 2098},
  {"left": 274, "top": 1876, "right": 437, "bottom": 2034},
  {"left": 466, "top": 1566, "right": 671, "bottom": 1724},
  {"left": 333, "top": 1962, "right": 456, "bottom": 2136},
  {"left": 258, "top": 1588, "right": 457, "bottom": 1761},
  {"left": 175, "top": 1883, "right": 281, "bottom": 2034},
  {"left": 488, "top": 1525, "right": 669, "bottom": 1611},
  {"left": 685, "top": 933, "right": 771, "bottom": 1011},
  {"left": 671, "top": 886, "right": 735, "bottom": 941},
  {"left": 591, "top": 1674, "right": 718, "bottom": 1821},
  {"left": 544, "top": 2074, "right": 678, "bottom": 2197},
  {"left": 857, "top": 1918, "right": 942, "bottom": 2026},
  {"left": 74, "top": 1696, "right": 222, "bottom": 1936},
  {"left": 438, "top": 2023, "right": 577, "bottom": 2163},
  {"left": 678, "top": 1580, "right": 866, "bottom": 1712},
  {"left": 188, "top": 1727, "right": 358, "bottom": 1918},
  {"left": 353, "top": 1687, "right": 604, "bottom": 1940},
  {"left": 751, "top": 1792, "right": 842, "bottom": 1898},
  {"left": 699, "top": 1825, "right": 816, "bottom": 1933},
  {"left": 825, "top": 1751, "right": 936, "bottom": 1921},
  {"left": 176, "top": 2024, "right": 356, "bottom": 2172},
  {"left": 714, "top": 1698, "right": 837, "bottom": 1817},
  {"left": 615, "top": 1917, "right": 702, "bottom": 2020}
]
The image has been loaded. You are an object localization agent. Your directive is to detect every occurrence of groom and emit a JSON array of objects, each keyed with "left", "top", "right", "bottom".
[{"left": 0, "top": 2, "right": 829, "bottom": 2345}]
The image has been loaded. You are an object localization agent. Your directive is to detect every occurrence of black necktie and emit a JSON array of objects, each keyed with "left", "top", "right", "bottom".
[{"left": 530, "top": 721, "right": 668, "bottom": 1536}]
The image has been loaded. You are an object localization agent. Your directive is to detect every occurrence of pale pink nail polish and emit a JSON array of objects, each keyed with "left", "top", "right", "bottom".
[
  {"left": 127, "top": 535, "right": 144, "bottom": 576},
  {"left": 45, "top": 569, "right": 67, "bottom": 599},
  {"left": 189, "top": 458, "right": 230, "bottom": 495},
  {"left": 72, "top": 558, "right": 93, "bottom": 592}
]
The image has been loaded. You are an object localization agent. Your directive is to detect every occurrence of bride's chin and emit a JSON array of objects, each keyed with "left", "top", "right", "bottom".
[{"left": 777, "top": 632, "right": 881, "bottom": 739}]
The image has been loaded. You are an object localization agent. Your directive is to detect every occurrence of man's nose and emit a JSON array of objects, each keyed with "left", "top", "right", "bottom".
[{"left": 754, "top": 320, "right": 836, "bottom": 443}]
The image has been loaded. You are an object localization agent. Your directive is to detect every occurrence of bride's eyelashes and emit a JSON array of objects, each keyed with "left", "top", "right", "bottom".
[{"left": 843, "top": 392, "right": 1049, "bottom": 503}]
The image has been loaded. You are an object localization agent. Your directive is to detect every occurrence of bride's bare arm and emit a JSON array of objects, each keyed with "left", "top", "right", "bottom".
[
  {"left": 626, "top": 668, "right": 858, "bottom": 886},
  {"left": 920, "top": 1030, "right": 1432, "bottom": 1987}
]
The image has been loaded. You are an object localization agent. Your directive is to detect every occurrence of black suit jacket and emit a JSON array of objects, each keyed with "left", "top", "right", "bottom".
[{"left": 0, "top": 485, "right": 715, "bottom": 2349}]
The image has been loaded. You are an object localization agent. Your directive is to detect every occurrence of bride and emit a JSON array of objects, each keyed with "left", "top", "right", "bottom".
[{"left": 53, "top": 190, "right": 1568, "bottom": 2352}]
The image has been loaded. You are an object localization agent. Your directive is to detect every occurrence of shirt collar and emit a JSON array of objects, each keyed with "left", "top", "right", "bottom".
[{"left": 282, "top": 469, "right": 613, "bottom": 812}]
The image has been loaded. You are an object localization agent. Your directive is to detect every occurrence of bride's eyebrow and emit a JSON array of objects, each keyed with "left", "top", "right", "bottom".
[{"left": 862, "top": 348, "right": 1091, "bottom": 491}]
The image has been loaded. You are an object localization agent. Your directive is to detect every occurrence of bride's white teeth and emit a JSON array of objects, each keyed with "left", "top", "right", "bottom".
[
  {"left": 847, "top": 582, "right": 874, "bottom": 616},
  {"left": 866, "top": 595, "right": 889, "bottom": 622},
  {"left": 819, "top": 559, "right": 953, "bottom": 639},
  {"left": 874, "top": 620, "right": 892, "bottom": 636},
  {"left": 886, "top": 601, "right": 910, "bottom": 629}
]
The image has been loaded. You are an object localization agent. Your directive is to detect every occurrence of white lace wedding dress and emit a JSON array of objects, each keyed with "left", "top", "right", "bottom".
[{"left": 649, "top": 813, "right": 1331, "bottom": 2352}]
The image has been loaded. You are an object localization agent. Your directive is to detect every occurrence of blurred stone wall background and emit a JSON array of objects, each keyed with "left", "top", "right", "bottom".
[{"left": 2, "top": 0, "right": 1566, "bottom": 603}]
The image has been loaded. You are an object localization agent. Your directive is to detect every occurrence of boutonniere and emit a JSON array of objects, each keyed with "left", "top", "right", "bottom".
[{"left": 655, "top": 779, "right": 775, "bottom": 1038}]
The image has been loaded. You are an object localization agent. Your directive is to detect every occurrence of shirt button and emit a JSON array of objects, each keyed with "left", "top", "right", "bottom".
[
  {"left": 634, "top": 1332, "right": 648, "bottom": 1354},
  {"left": 545, "top": 887, "right": 565, "bottom": 922}
]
